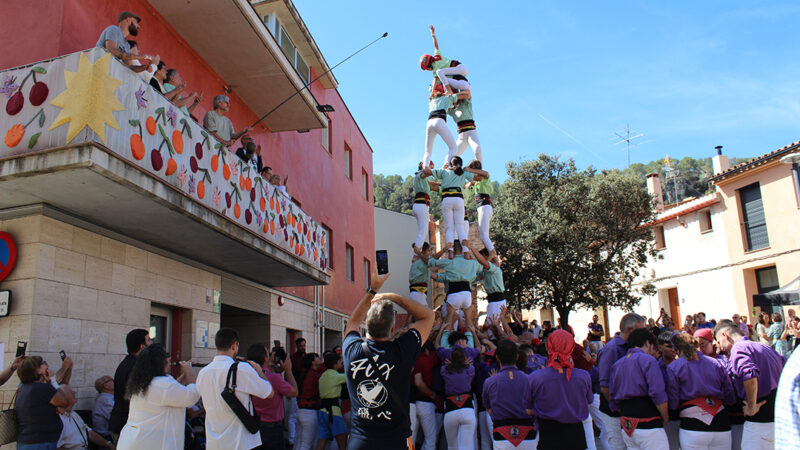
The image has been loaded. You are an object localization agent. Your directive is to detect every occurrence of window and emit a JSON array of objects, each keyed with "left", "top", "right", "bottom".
[
  {"left": 276, "top": 23, "right": 311, "bottom": 84},
  {"left": 345, "top": 243, "right": 354, "bottom": 282},
  {"left": 755, "top": 266, "right": 779, "bottom": 294},
  {"left": 654, "top": 225, "right": 666, "bottom": 250},
  {"left": 322, "top": 223, "right": 333, "bottom": 269},
  {"left": 363, "top": 258, "right": 371, "bottom": 290},
  {"left": 739, "top": 183, "right": 769, "bottom": 251},
  {"left": 699, "top": 209, "right": 713, "bottom": 233},
  {"left": 344, "top": 143, "right": 352, "bottom": 180},
  {"left": 362, "top": 169, "right": 369, "bottom": 200},
  {"left": 321, "top": 119, "right": 330, "bottom": 152}
]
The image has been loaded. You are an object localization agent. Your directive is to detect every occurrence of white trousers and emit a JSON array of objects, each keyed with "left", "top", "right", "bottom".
[
  {"left": 455, "top": 129, "right": 483, "bottom": 163},
  {"left": 491, "top": 438, "right": 538, "bottom": 450},
  {"left": 444, "top": 407, "right": 476, "bottom": 450},
  {"left": 595, "top": 408, "right": 626, "bottom": 450},
  {"left": 741, "top": 421, "right": 773, "bottom": 450},
  {"left": 424, "top": 117, "right": 457, "bottom": 167},
  {"left": 621, "top": 427, "right": 669, "bottom": 450},
  {"left": 409, "top": 290, "right": 428, "bottom": 306},
  {"left": 589, "top": 394, "right": 612, "bottom": 450},
  {"left": 678, "top": 429, "right": 732, "bottom": 450},
  {"left": 412, "top": 202, "right": 430, "bottom": 249},
  {"left": 731, "top": 423, "right": 743, "bottom": 450},
  {"left": 295, "top": 408, "right": 318, "bottom": 450},
  {"left": 287, "top": 397, "right": 298, "bottom": 444},
  {"left": 446, "top": 290, "right": 472, "bottom": 311},
  {"left": 664, "top": 420, "right": 679, "bottom": 450},
  {"left": 436, "top": 65, "right": 470, "bottom": 92},
  {"left": 486, "top": 300, "right": 506, "bottom": 321},
  {"left": 413, "top": 401, "right": 439, "bottom": 450},
  {"left": 583, "top": 415, "right": 598, "bottom": 450},
  {"left": 411, "top": 403, "right": 418, "bottom": 445},
  {"left": 478, "top": 410, "right": 492, "bottom": 450},
  {"left": 476, "top": 204, "right": 494, "bottom": 252},
  {"left": 441, "top": 196, "right": 467, "bottom": 244}
]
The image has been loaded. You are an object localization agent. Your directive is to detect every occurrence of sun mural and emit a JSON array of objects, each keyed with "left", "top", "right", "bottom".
[{"left": 48, "top": 53, "right": 124, "bottom": 144}]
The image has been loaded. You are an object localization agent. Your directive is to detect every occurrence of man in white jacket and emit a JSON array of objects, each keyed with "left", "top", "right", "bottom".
[{"left": 197, "top": 327, "right": 274, "bottom": 450}]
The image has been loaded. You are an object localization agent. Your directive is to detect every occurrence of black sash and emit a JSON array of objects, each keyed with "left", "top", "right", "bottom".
[
  {"left": 447, "top": 281, "right": 470, "bottom": 294},
  {"left": 745, "top": 388, "right": 777, "bottom": 423},
  {"left": 474, "top": 193, "right": 492, "bottom": 206},
  {"left": 619, "top": 397, "right": 663, "bottom": 429},
  {"left": 537, "top": 418, "right": 586, "bottom": 450},
  {"left": 486, "top": 292, "right": 505, "bottom": 303},
  {"left": 441, "top": 187, "right": 463, "bottom": 199},
  {"left": 429, "top": 110, "right": 446, "bottom": 120}
]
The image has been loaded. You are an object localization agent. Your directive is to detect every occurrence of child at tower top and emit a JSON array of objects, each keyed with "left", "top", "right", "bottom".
[{"left": 420, "top": 25, "right": 470, "bottom": 95}]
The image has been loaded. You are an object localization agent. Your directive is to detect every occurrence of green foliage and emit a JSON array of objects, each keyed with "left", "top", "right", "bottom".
[{"left": 493, "top": 154, "right": 658, "bottom": 327}]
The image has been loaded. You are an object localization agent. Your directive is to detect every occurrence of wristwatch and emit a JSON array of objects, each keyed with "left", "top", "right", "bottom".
[{"left": 367, "top": 288, "right": 377, "bottom": 295}]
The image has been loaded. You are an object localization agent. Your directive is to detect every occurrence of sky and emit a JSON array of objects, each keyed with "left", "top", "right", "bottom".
[{"left": 296, "top": 1, "right": 800, "bottom": 181}]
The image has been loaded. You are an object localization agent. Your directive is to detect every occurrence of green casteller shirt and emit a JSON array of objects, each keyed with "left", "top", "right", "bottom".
[
  {"left": 432, "top": 168, "right": 474, "bottom": 190},
  {"left": 428, "top": 255, "right": 482, "bottom": 283},
  {"left": 447, "top": 98, "right": 473, "bottom": 123},
  {"left": 468, "top": 178, "right": 493, "bottom": 197},
  {"left": 431, "top": 49, "right": 454, "bottom": 72},
  {"left": 409, "top": 258, "right": 429, "bottom": 285},
  {"left": 318, "top": 369, "right": 347, "bottom": 416},
  {"left": 481, "top": 263, "right": 504, "bottom": 294},
  {"left": 413, "top": 171, "right": 431, "bottom": 195},
  {"left": 429, "top": 94, "right": 457, "bottom": 113}
]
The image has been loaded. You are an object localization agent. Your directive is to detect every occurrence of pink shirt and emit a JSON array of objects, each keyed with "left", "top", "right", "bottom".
[{"left": 252, "top": 367, "right": 294, "bottom": 423}]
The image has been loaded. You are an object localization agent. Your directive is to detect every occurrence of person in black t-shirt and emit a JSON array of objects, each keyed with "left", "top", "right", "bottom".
[
  {"left": 108, "top": 328, "right": 151, "bottom": 441},
  {"left": 343, "top": 270, "right": 434, "bottom": 450}
]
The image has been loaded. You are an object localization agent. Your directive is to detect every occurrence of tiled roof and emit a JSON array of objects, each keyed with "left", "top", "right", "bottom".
[
  {"left": 649, "top": 193, "right": 719, "bottom": 226},
  {"left": 709, "top": 141, "right": 800, "bottom": 182}
]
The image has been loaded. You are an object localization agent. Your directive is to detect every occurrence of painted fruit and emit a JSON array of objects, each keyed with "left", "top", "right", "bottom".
[
  {"left": 6, "top": 92, "right": 24, "bottom": 115},
  {"left": 189, "top": 157, "right": 198, "bottom": 173},
  {"left": 211, "top": 154, "right": 219, "bottom": 172},
  {"left": 145, "top": 116, "right": 156, "bottom": 135},
  {"left": 197, "top": 181, "right": 206, "bottom": 199},
  {"left": 150, "top": 149, "right": 163, "bottom": 171},
  {"left": 303, "top": 222, "right": 308, "bottom": 235},
  {"left": 249, "top": 189, "right": 256, "bottom": 202},
  {"left": 195, "top": 142, "right": 203, "bottom": 159},
  {"left": 29, "top": 81, "right": 49, "bottom": 106},
  {"left": 270, "top": 221, "right": 275, "bottom": 234},
  {"left": 283, "top": 229, "right": 288, "bottom": 241},
  {"left": 263, "top": 222, "right": 269, "bottom": 234},
  {"left": 165, "top": 158, "right": 177, "bottom": 176},
  {"left": 279, "top": 215, "right": 285, "bottom": 227},
  {"left": 270, "top": 197, "right": 275, "bottom": 210},
  {"left": 4, "top": 124, "right": 25, "bottom": 147},
  {"left": 246, "top": 178, "right": 252, "bottom": 191},
  {"left": 245, "top": 209, "right": 252, "bottom": 224},
  {"left": 172, "top": 129, "right": 183, "bottom": 154},
  {"left": 259, "top": 197, "right": 266, "bottom": 211},
  {"left": 225, "top": 192, "right": 232, "bottom": 208},
  {"left": 130, "top": 134, "right": 145, "bottom": 160},
  {"left": 233, "top": 204, "right": 241, "bottom": 218},
  {"left": 223, "top": 164, "right": 231, "bottom": 180}
]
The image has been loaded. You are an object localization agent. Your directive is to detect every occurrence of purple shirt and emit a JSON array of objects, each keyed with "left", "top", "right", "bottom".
[
  {"left": 252, "top": 367, "right": 294, "bottom": 422},
  {"left": 529, "top": 366, "right": 593, "bottom": 423},
  {"left": 436, "top": 345, "right": 480, "bottom": 363},
  {"left": 609, "top": 348, "right": 668, "bottom": 410},
  {"left": 728, "top": 338, "right": 785, "bottom": 399},
  {"left": 666, "top": 352, "right": 735, "bottom": 410},
  {"left": 482, "top": 366, "right": 533, "bottom": 421},
  {"left": 588, "top": 322, "right": 604, "bottom": 341},
  {"left": 440, "top": 364, "right": 475, "bottom": 395},
  {"left": 598, "top": 335, "right": 628, "bottom": 388},
  {"left": 528, "top": 353, "right": 547, "bottom": 372}
]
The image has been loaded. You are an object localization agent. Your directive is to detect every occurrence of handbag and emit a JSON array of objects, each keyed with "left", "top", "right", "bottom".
[
  {"left": 0, "top": 388, "right": 19, "bottom": 445},
  {"left": 220, "top": 362, "right": 261, "bottom": 434}
]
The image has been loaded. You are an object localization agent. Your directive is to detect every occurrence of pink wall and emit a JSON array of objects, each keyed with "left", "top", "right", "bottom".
[{"left": 0, "top": 0, "right": 375, "bottom": 314}]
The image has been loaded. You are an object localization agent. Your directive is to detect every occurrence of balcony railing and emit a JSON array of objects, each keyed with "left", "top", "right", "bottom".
[{"left": 0, "top": 48, "right": 328, "bottom": 272}]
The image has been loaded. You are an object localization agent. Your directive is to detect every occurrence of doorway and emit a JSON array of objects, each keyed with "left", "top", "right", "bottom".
[{"left": 667, "top": 288, "right": 681, "bottom": 325}]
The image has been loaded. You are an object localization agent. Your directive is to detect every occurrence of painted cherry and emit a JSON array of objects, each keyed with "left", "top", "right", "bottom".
[
  {"left": 225, "top": 192, "right": 232, "bottom": 208},
  {"left": 6, "top": 92, "right": 23, "bottom": 115},
  {"left": 195, "top": 142, "right": 203, "bottom": 159},
  {"left": 249, "top": 189, "right": 256, "bottom": 202},
  {"left": 150, "top": 149, "right": 164, "bottom": 171},
  {"left": 189, "top": 156, "right": 199, "bottom": 173},
  {"left": 245, "top": 209, "right": 252, "bottom": 224},
  {"left": 29, "top": 82, "right": 49, "bottom": 106}
]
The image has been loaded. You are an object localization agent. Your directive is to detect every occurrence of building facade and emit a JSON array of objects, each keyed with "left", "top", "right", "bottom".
[{"left": 0, "top": 0, "right": 374, "bottom": 408}]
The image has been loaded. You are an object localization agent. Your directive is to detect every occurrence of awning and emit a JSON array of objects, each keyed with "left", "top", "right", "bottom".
[
  {"left": 753, "top": 276, "right": 800, "bottom": 306},
  {"left": 147, "top": 0, "right": 327, "bottom": 132}
]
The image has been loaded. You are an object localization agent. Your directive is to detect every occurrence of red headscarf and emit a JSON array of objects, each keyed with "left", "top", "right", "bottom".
[{"left": 547, "top": 329, "right": 576, "bottom": 380}]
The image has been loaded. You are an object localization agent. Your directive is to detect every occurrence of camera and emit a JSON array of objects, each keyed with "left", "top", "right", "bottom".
[{"left": 272, "top": 340, "right": 287, "bottom": 365}]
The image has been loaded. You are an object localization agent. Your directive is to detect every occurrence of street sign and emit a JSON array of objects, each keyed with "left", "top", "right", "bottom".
[{"left": 0, "top": 232, "right": 18, "bottom": 283}]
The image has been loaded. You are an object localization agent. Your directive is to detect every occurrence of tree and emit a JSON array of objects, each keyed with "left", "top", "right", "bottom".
[{"left": 493, "top": 154, "right": 657, "bottom": 328}]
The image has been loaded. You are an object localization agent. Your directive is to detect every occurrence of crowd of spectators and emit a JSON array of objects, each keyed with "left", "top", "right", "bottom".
[{"left": 97, "top": 11, "right": 292, "bottom": 198}]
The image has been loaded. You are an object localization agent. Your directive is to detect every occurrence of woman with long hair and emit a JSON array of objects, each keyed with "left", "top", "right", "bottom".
[
  {"left": 440, "top": 346, "right": 476, "bottom": 449},
  {"left": 295, "top": 352, "right": 323, "bottom": 450},
  {"left": 767, "top": 313, "right": 789, "bottom": 356},
  {"left": 117, "top": 343, "right": 199, "bottom": 450},
  {"left": 423, "top": 156, "right": 488, "bottom": 248},
  {"left": 756, "top": 312, "right": 772, "bottom": 345},
  {"left": 666, "top": 333, "right": 735, "bottom": 449}
]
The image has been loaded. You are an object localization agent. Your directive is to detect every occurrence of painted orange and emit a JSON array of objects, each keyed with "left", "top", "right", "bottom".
[
  {"left": 165, "top": 157, "right": 177, "bottom": 175},
  {"left": 4, "top": 124, "right": 24, "bottom": 147},
  {"left": 197, "top": 180, "right": 205, "bottom": 199},
  {"left": 172, "top": 129, "right": 183, "bottom": 154},
  {"left": 145, "top": 116, "right": 156, "bottom": 135},
  {"left": 130, "top": 134, "right": 145, "bottom": 160}
]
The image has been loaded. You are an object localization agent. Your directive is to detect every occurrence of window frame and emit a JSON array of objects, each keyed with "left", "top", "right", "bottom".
[
  {"left": 654, "top": 225, "right": 666, "bottom": 250},
  {"left": 363, "top": 258, "right": 371, "bottom": 290},
  {"left": 344, "top": 143, "right": 353, "bottom": 180},
  {"left": 699, "top": 209, "right": 713, "bottom": 234},
  {"left": 322, "top": 223, "right": 333, "bottom": 270},
  {"left": 361, "top": 169, "right": 369, "bottom": 201},
  {"left": 738, "top": 183, "right": 770, "bottom": 252},
  {"left": 345, "top": 243, "right": 354, "bottom": 282}
]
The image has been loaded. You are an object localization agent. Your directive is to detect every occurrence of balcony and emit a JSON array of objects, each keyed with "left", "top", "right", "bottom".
[{"left": 0, "top": 48, "right": 329, "bottom": 286}]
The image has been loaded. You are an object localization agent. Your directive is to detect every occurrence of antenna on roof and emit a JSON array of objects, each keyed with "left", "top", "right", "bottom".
[{"left": 611, "top": 124, "right": 646, "bottom": 168}]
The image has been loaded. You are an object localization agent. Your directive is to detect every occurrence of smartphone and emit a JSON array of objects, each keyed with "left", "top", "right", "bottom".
[
  {"left": 273, "top": 340, "right": 281, "bottom": 349},
  {"left": 376, "top": 250, "right": 389, "bottom": 275},
  {"left": 59, "top": 350, "right": 67, "bottom": 361},
  {"left": 16, "top": 341, "right": 26, "bottom": 358}
]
